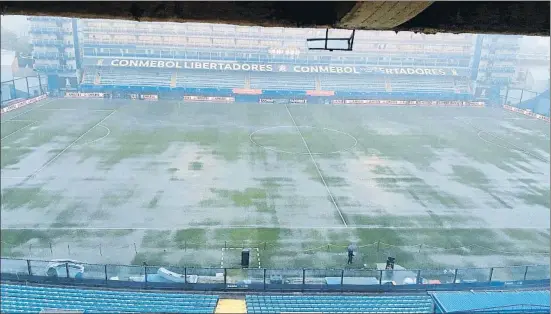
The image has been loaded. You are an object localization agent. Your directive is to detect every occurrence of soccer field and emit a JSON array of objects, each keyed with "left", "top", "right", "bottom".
[{"left": 1, "top": 98, "right": 549, "bottom": 271}]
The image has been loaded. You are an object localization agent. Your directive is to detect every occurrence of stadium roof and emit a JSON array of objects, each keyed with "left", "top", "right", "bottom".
[{"left": 0, "top": 1, "right": 549, "bottom": 36}]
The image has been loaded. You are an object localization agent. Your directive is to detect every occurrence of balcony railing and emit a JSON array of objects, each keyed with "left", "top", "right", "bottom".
[
  {"left": 0, "top": 257, "right": 548, "bottom": 292},
  {"left": 33, "top": 64, "right": 76, "bottom": 72},
  {"left": 32, "top": 52, "right": 61, "bottom": 59},
  {"left": 31, "top": 39, "right": 61, "bottom": 46},
  {"left": 30, "top": 27, "right": 72, "bottom": 34}
]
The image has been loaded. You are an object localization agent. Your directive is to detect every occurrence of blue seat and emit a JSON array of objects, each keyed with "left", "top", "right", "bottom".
[
  {"left": 245, "top": 294, "right": 433, "bottom": 314},
  {"left": 2, "top": 284, "right": 219, "bottom": 314}
]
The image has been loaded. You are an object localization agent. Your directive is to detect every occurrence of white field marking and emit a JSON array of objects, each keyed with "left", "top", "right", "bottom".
[
  {"left": 3, "top": 98, "right": 56, "bottom": 121},
  {"left": 503, "top": 117, "right": 539, "bottom": 121},
  {"left": 75, "top": 124, "right": 110, "bottom": 146},
  {"left": 156, "top": 120, "right": 272, "bottom": 130},
  {"left": 0, "top": 177, "right": 26, "bottom": 179},
  {"left": 455, "top": 117, "right": 549, "bottom": 162},
  {"left": 26, "top": 110, "right": 117, "bottom": 179},
  {"left": 476, "top": 130, "right": 512, "bottom": 151},
  {"left": 454, "top": 116, "right": 538, "bottom": 121},
  {"left": 35, "top": 108, "right": 114, "bottom": 112},
  {"left": 1, "top": 146, "right": 37, "bottom": 150},
  {"left": 249, "top": 125, "right": 358, "bottom": 155},
  {"left": 477, "top": 130, "right": 549, "bottom": 163},
  {"left": 1, "top": 121, "right": 37, "bottom": 141},
  {"left": 1, "top": 226, "right": 547, "bottom": 230},
  {"left": 4, "top": 119, "right": 34, "bottom": 122},
  {"left": 284, "top": 104, "right": 347, "bottom": 227}
]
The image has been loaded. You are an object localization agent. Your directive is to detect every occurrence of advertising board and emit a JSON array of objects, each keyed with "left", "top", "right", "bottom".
[
  {"left": 65, "top": 92, "right": 105, "bottom": 98},
  {"left": 183, "top": 95, "right": 235, "bottom": 103},
  {"left": 0, "top": 94, "right": 48, "bottom": 114}
]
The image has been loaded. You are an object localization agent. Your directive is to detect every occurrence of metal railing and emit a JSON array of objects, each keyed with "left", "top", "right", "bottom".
[
  {"left": 3, "top": 239, "right": 549, "bottom": 269},
  {"left": 1, "top": 257, "right": 548, "bottom": 292},
  {"left": 1, "top": 75, "right": 48, "bottom": 106}
]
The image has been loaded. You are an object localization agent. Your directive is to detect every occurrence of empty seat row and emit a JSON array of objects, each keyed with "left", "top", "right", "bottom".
[
  {"left": 175, "top": 70, "right": 245, "bottom": 88},
  {"left": 2, "top": 284, "right": 216, "bottom": 299},
  {"left": 250, "top": 72, "right": 315, "bottom": 90},
  {"left": 3, "top": 299, "right": 213, "bottom": 312},
  {"left": 1, "top": 297, "right": 214, "bottom": 306},
  {"left": 247, "top": 295, "right": 431, "bottom": 301},
  {"left": 1, "top": 284, "right": 218, "bottom": 314},
  {"left": 2, "top": 287, "right": 215, "bottom": 298},
  {"left": 247, "top": 299, "right": 430, "bottom": 304},
  {"left": 248, "top": 297, "right": 432, "bottom": 300},
  {"left": 246, "top": 294, "right": 433, "bottom": 314}
]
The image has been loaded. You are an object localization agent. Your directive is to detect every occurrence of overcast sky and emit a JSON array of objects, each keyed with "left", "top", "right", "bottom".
[{"left": 1, "top": 15, "right": 28, "bottom": 35}]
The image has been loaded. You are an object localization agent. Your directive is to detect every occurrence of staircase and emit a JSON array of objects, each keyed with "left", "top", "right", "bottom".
[
  {"left": 170, "top": 71, "right": 177, "bottom": 88},
  {"left": 384, "top": 78, "right": 392, "bottom": 92},
  {"left": 315, "top": 75, "right": 321, "bottom": 90},
  {"left": 215, "top": 299, "right": 247, "bottom": 314},
  {"left": 244, "top": 73, "right": 251, "bottom": 89},
  {"left": 94, "top": 72, "right": 101, "bottom": 85}
]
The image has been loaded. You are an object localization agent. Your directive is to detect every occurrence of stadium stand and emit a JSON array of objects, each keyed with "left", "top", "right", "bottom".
[
  {"left": 0, "top": 283, "right": 219, "bottom": 313},
  {"left": 175, "top": 70, "right": 246, "bottom": 89},
  {"left": 319, "top": 75, "right": 387, "bottom": 92},
  {"left": 430, "top": 290, "right": 550, "bottom": 313},
  {"left": 245, "top": 294, "right": 434, "bottom": 313},
  {"left": 388, "top": 77, "right": 460, "bottom": 94},
  {"left": 97, "top": 68, "right": 173, "bottom": 87},
  {"left": 250, "top": 72, "right": 316, "bottom": 90}
]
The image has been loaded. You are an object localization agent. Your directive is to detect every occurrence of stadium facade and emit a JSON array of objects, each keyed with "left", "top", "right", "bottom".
[{"left": 25, "top": 17, "right": 532, "bottom": 107}]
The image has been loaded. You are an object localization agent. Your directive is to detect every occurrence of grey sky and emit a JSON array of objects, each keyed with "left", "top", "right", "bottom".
[{"left": 1, "top": 15, "right": 29, "bottom": 36}]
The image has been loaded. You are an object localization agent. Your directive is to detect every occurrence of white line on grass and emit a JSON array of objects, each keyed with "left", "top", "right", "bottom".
[
  {"left": 283, "top": 103, "right": 347, "bottom": 227},
  {"left": 36, "top": 108, "right": 114, "bottom": 112},
  {"left": 25, "top": 110, "right": 117, "bottom": 180},
  {"left": 3, "top": 98, "right": 55, "bottom": 121},
  {"left": 2, "top": 226, "right": 547, "bottom": 230},
  {"left": 456, "top": 117, "right": 549, "bottom": 163},
  {"left": 76, "top": 124, "right": 111, "bottom": 146},
  {"left": 477, "top": 130, "right": 549, "bottom": 163},
  {"left": 1, "top": 121, "right": 37, "bottom": 141}
]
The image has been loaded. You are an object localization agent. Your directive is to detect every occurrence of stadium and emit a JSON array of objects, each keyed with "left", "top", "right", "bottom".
[{"left": 0, "top": 15, "right": 550, "bottom": 313}]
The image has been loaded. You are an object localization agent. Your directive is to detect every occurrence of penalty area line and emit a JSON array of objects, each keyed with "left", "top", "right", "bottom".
[
  {"left": 3, "top": 98, "right": 56, "bottom": 121},
  {"left": 1, "top": 121, "right": 37, "bottom": 141},
  {"left": 24, "top": 110, "right": 117, "bottom": 180}
]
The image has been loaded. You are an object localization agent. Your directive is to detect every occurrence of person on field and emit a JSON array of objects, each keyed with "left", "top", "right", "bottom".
[{"left": 347, "top": 244, "right": 356, "bottom": 264}]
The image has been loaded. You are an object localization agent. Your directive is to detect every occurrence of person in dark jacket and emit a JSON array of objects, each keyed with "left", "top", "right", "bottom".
[{"left": 347, "top": 244, "right": 356, "bottom": 264}]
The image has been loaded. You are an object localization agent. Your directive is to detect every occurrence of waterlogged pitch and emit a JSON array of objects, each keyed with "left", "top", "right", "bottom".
[{"left": 1, "top": 98, "right": 549, "bottom": 271}]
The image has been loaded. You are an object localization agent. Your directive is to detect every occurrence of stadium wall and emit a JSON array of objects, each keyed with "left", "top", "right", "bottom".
[
  {"left": 513, "top": 89, "right": 550, "bottom": 117},
  {"left": 71, "top": 88, "right": 482, "bottom": 108},
  {"left": 78, "top": 85, "right": 475, "bottom": 103},
  {"left": 0, "top": 94, "right": 48, "bottom": 114}
]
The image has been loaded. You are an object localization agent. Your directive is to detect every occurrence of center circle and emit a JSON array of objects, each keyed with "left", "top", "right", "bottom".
[{"left": 250, "top": 126, "right": 358, "bottom": 155}]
